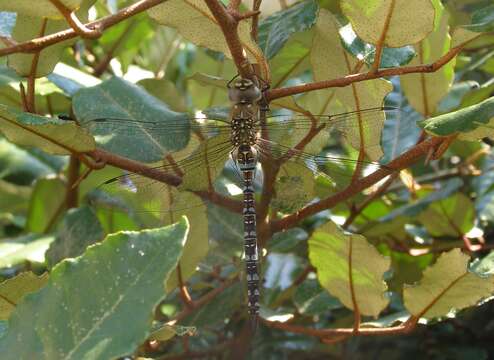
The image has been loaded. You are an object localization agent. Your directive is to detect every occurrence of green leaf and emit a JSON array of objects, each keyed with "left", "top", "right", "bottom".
[
  {"left": 258, "top": 0, "right": 318, "bottom": 59},
  {"left": 401, "top": 2, "right": 455, "bottom": 116},
  {"left": 462, "top": 4, "right": 494, "bottom": 33},
  {"left": 268, "top": 31, "right": 312, "bottom": 87},
  {"left": 0, "top": 218, "right": 189, "bottom": 360},
  {"left": 0, "top": 139, "right": 54, "bottom": 185},
  {"left": 45, "top": 206, "right": 104, "bottom": 268},
  {"left": 310, "top": 9, "right": 392, "bottom": 161},
  {"left": 138, "top": 78, "right": 187, "bottom": 113},
  {"left": 381, "top": 178, "right": 463, "bottom": 221},
  {"left": 73, "top": 76, "right": 190, "bottom": 163},
  {"left": 339, "top": 24, "right": 415, "bottom": 68},
  {"left": 0, "top": 0, "right": 82, "bottom": 19},
  {"left": 7, "top": 0, "right": 95, "bottom": 77},
  {"left": 341, "top": 0, "right": 436, "bottom": 47},
  {"left": 178, "top": 132, "right": 231, "bottom": 191},
  {"left": 0, "top": 105, "right": 95, "bottom": 155},
  {"left": 0, "top": 272, "right": 48, "bottom": 320},
  {"left": 182, "top": 281, "right": 242, "bottom": 327},
  {"left": 0, "top": 234, "right": 54, "bottom": 268},
  {"left": 147, "top": 0, "right": 266, "bottom": 75},
  {"left": 293, "top": 279, "right": 343, "bottom": 315},
  {"left": 404, "top": 249, "right": 494, "bottom": 319},
  {"left": 417, "top": 193, "right": 475, "bottom": 237},
  {"left": 418, "top": 97, "right": 494, "bottom": 141},
  {"left": 0, "top": 179, "right": 31, "bottom": 214},
  {"left": 25, "top": 177, "right": 66, "bottom": 233},
  {"left": 270, "top": 228, "right": 308, "bottom": 253},
  {"left": 308, "top": 221, "right": 390, "bottom": 317}
]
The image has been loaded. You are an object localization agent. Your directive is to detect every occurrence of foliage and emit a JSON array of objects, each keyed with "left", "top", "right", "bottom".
[{"left": 0, "top": 0, "right": 494, "bottom": 359}]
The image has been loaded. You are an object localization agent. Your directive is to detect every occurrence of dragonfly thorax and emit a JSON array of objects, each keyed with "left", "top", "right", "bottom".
[{"left": 228, "top": 78, "right": 262, "bottom": 104}]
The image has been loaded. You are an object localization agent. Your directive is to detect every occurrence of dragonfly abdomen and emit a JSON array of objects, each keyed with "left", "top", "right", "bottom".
[{"left": 229, "top": 78, "right": 263, "bottom": 325}]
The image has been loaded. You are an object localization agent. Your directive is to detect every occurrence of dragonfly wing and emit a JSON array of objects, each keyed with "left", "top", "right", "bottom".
[
  {"left": 261, "top": 107, "right": 400, "bottom": 162},
  {"left": 256, "top": 139, "right": 391, "bottom": 212},
  {"left": 78, "top": 114, "right": 230, "bottom": 163}
]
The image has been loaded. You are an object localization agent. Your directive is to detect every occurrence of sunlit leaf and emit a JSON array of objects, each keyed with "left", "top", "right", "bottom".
[
  {"left": 418, "top": 193, "right": 475, "bottom": 237},
  {"left": 341, "top": 0, "right": 436, "bottom": 47},
  {"left": 401, "top": 2, "right": 455, "bottom": 116},
  {"left": 0, "top": 218, "right": 189, "bottom": 360},
  {"left": 7, "top": 0, "right": 96, "bottom": 77},
  {"left": 310, "top": 9, "right": 392, "bottom": 160},
  {"left": 404, "top": 249, "right": 494, "bottom": 319},
  {"left": 0, "top": 234, "right": 54, "bottom": 268},
  {"left": 147, "top": 0, "right": 267, "bottom": 77},
  {"left": 0, "top": 0, "right": 82, "bottom": 19},
  {"left": 308, "top": 221, "right": 390, "bottom": 317}
]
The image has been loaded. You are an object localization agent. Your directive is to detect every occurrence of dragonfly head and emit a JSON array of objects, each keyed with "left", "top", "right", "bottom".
[{"left": 228, "top": 78, "right": 262, "bottom": 104}]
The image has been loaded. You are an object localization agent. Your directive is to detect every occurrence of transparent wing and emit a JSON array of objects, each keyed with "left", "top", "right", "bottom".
[
  {"left": 255, "top": 138, "right": 390, "bottom": 189},
  {"left": 82, "top": 106, "right": 398, "bottom": 217}
]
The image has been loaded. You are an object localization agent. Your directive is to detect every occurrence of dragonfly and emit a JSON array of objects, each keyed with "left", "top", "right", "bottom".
[{"left": 71, "top": 77, "right": 398, "bottom": 328}]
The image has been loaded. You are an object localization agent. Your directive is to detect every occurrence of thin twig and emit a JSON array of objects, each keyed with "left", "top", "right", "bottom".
[
  {"left": 65, "top": 155, "right": 80, "bottom": 209},
  {"left": 371, "top": 0, "right": 396, "bottom": 72},
  {"left": 250, "top": 0, "right": 263, "bottom": 42},
  {"left": 88, "top": 148, "right": 243, "bottom": 213},
  {"left": 267, "top": 46, "right": 465, "bottom": 100},
  {"left": 203, "top": 0, "right": 253, "bottom": 78},
  {"left": 261, "top": 315, "right": 418, "bottom": 339},
  {"left": 26, "top": 19, "right": 48, "bottom": 113},
  {"left": 0, "top": 0, "right": 169, "bottom": 57},
  {"left": 92, "top": 21, "right": 136, "bottom": 77},
  {"left": 170, "top": 276, "right": 239, "bottom": 323},
  {"left": 49, "top": 0, "right": 101, "bottom": 38}
]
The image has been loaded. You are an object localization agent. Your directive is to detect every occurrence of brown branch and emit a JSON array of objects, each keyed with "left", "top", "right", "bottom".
[
  {"left": 203, "top": 0, "right": 253, "bottom": 78},
  {"left": 65, "top": 155, "right": 80, "bottom": 209},
  {"left": 88, "top": 148, "right": 243, "bottom": 214},
  {"left": 177, "top": 264, "right": 194, "bottom": 309},
  {"left": 271, "top": 136, "right": 445, "bottom": 233},
  {"left": 26, "top": 19, "right": 48, "bottom": 113},
  {"left": 250, "top": 0, "right": 263, "bottom": 42},
  {"left": 266, "top": 46, "right": 464, "bottom": 100},
  {"left": 19, "top": 83, "right": 29, "bottom": 112},
  {"left": 171, "top": 276, "right": 239, "bottom": 323},
  {"left": 348, "top": 238, "right": 361, "bottom": 332},
  {"left": 342, "top": 172, "right": 399, "bottom": 229},
  {"left": 261, "top": 315, "right": 418, "bottom": 339},
  {"left": 0, "top": 0, "right": 169, "bottom": 57},
  {"left": 49, "top": 0, "right": 101, "bottom": 38}
]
